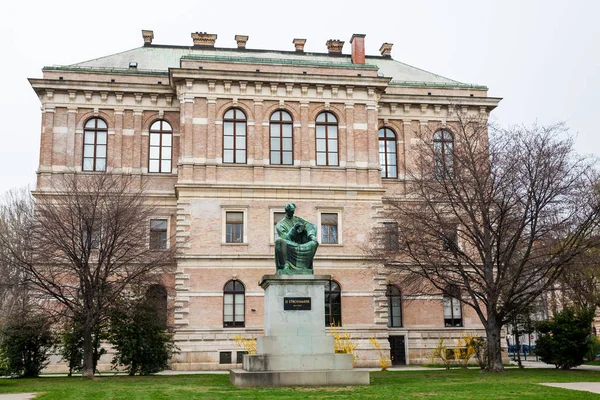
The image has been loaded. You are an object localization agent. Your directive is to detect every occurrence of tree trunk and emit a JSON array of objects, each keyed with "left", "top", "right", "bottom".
[
  {"left": 82, "top": 321, "right": 95, "bottom": 377},
  {"left": 514, "top": 328, "right": 523, "bottom": 368},
  {"left": 485, "top": 317, "right": 505, "bottom": 372}
]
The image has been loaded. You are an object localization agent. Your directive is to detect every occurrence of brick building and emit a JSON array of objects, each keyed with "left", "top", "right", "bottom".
[{"left": 29, "top": 31, "right": 501, "bottom": 370}]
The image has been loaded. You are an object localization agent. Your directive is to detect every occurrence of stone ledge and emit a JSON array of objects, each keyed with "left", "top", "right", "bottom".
[{"left": 230, "top": 369, "right": 369, "bottom": 387}]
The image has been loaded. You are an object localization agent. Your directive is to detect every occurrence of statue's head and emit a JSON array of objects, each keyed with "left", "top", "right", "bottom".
[{"left": 284, "top": 203, "right": 296, "bottom": 218}]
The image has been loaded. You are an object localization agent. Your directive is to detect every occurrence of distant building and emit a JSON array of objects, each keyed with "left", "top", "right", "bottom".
[{"left": 29, "top": 31, "right": 501, "bottom": 370}]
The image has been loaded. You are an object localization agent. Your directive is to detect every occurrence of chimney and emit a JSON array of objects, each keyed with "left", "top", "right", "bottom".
[
  {"left": 235, "top": 35, "right": 249, "bottom": 49},
  {"left": 293, "top": 38, "right": 306, "bottom": 52},
  {"left": 191, "top": 32, "right": 217, "bottom": 48},
  {"left": 142, "top": 30, "right": 154, "bottom": 46},
  {"left": 326, "top": 39, "right": 344, "bottom": 55},
  {"left": 350, "top": 34, "right": 366, "bottom": 64},
  {"left": 379, "top": 43, "right": 393, "bottom": 58}
]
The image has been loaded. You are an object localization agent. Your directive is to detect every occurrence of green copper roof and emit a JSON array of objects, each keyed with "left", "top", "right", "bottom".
[{"left": 54, "top": 46, "right": 483, "bottom": 88}]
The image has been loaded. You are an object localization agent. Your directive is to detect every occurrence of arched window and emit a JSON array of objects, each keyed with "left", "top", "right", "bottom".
[
  {"left": 146, "top": 284, "right": 168, "bottom": 329},
  {"left": 270, "top": 110, "right": 293, "bottom": 165},
  {"left": 386, "top": 285, "right": 402, "bottom": 327},
  {"left": 315, "top": 112, "right": 339, "bottom": 166},
  {"left": 83, "top": 118, "right": 107, "bottom": 171},
  {"left": 149, "top": 120, "right": 172, "bottom": 173},
  {"left": 379, "top": 127, "right": 397, "bottom": 178},
  {"left": 433, "top": 129, "right": 453, "bottom": 178},
  {"left": 224, "top": 280, "right": 245, "bottom": 327},
  {"left": 223, "top": 108, "right": 247, "bottom": 164},
  {"left": 325, "top": 280, "right": 341, "bottom": 326}
]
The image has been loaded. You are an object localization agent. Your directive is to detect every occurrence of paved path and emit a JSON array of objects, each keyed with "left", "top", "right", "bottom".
[
  {"left": 540, "top": 383, "right": 600, "bottom": 394},
  {"left": 0, "top": 394, "right": 37, "bottom": 400}
]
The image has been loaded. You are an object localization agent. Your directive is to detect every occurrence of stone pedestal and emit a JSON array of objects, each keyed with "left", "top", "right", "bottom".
[{"left": 230, "top": 275, "right": 369, "bottom": 387}]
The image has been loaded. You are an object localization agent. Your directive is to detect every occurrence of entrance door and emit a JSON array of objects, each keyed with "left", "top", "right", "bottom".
[{"left": 389, "top": 335, "right": 406, "bottom": 365}]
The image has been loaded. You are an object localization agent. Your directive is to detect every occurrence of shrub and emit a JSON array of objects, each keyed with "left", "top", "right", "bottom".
[
  {"left": 329, "top": 323, "right": 358, "bottom": 366},
  {"left": 0, "top": 312, "right": 54, "bottom": 377},
  {"left": 108, "top": 298, "right": 178, "bottom": 375},
  {"left": 368, "top": 337, "right": 392, "bottom": 371},
  {"left": 535, "top": 307, "right": 595, "bottom": 369},
  {"left": 585, "top": 335, "right": 600, "bottom": 362}
]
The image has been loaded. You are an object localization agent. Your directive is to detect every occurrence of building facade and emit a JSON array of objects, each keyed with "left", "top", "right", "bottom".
[{"left": 30, "top": 31, "right": 501, "bottom": 370}]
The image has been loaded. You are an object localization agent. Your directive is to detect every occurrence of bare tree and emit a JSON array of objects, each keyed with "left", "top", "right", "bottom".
[
  {"left": 0, "top": 188, "right": 34, "bottom": 319},
  {"left": 0, "top": 174, "right": 175, "bottom": 377},
  {"left": 556, "top": 249, "right": 600, "bottom": 311},
  {"left": 370, "top": 114, "right": 600, "bottom": 372}
]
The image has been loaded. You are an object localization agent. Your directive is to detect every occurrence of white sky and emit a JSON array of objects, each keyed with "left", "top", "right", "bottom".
[{"left": 1, "top": 0, "right": 598, "bottom": 193}]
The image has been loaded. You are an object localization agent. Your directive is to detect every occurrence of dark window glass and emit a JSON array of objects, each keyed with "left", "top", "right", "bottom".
[
  {"left": 83, "top": 224, "right": 101, "bottom": 249},
  {"left": 219, "top": 351, "right": 232, "bottom": 364},
  {"left": 146, "top": 285, "right": 168, "bottom": 329},
  {"left": 325, "top": 280, "right": 342, "bottom": 326},
  {"left": 386, "top": 285, "right": 402, "bottom": 327},
  {"left": 224, "top": 279, "right": 245, "bottom": 327},
  {"left": 443, "top": 295, "right": 463, "bottom": 327},
  {"left": 223, "top": 108, "right": 247, "bottom": 164},
  {"left": 434, "top": 129, "right": 453, "bottom": 179},
  {"left": 378, "top": 128, "right": 398, "bottom": 178},
  {"left": 226, "top": 212, "right": 244, "bottom": 243},
  {"left": 321, "top": 213, "right": 338, "bottom": 244},
  {"left": 150, "top": 219, "right": 168, "bottom": 249},
  {"left": 270, "top": 110, "right": 293, "bottom": 165},
  {"left": 83, "top": 118, "right": 108, "bottom": 171},
  {"left": 315, "top": 112, "right": 339, "bottom": 166},
  {"left": 236, "top": 351, "right": 248, "bottom": 363},
  {"left": 149, "top": 120, "right": 173, "bottom": 173},
  {"left": 441, "top": 226, "right": 458, "bottom": 253},
  {"left": 383, "top": 222, "right": 399, "bottom": 251}
]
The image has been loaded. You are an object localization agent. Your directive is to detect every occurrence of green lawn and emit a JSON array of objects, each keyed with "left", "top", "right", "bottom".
[{"left": 0, "top": 369, "right": 599, "bottom": 399}]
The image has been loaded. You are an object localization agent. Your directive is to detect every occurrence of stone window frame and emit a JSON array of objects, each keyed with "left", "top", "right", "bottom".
[
  {"left": 82, "top": 117, "right": 108, "bottom": 172},
  {"left": 378, "top": 127, "right": 398, "bottom": 179},
  {"left": 223, "top": 279, "right": 245, "bottom": 328},
  {"left": 269, "top": 110, "right": 294, "bottom": 165},
  {"left": 148, "top": 119, "right": 173, "bottom": 173},
  {"left": 315, "top": 111, "right": 339, "bottom": 166},
  {"left": 223, "top": 107, "right": 247, "bottom": 164},
  {"left": 149, "top": 217, "right": 170, "bottom": 250},
  {"left": 221, "top": 206, "right": 249, "bottom": 245},
  {"left": 386, "top": 284, "right": 403, "bottom": 328},
  {"left": 317, "top": 208, "right": 343, "bottom": 246},
  {"left": 269, "top": 207, "right": 286, "bottom": 245}
]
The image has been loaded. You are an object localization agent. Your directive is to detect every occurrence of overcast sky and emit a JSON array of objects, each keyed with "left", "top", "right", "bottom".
[{"left": 1, "top": 0, "right": 598, "bottom": 193}]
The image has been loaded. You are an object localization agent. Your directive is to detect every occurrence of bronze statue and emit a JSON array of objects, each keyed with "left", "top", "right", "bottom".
[{"left": 274, "top": 203, "right": 319, "bottom": 275}]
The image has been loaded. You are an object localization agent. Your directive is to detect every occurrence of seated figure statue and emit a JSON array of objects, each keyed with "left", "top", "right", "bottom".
[{"left": 275, "top": 203, "right": 319, "bottom": 275}]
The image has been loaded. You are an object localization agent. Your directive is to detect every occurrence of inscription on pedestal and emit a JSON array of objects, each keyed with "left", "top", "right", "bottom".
[{"left": 284, "top": 297, "right": 311, "bottom": 310}]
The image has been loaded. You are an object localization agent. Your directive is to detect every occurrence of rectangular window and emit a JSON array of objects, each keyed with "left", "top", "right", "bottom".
[
  {"left": 442, "top": 226, "right": 458, "bottom": 252},
  {"left": 83, "top": 225, "right": 101, "bottom": 249},
  {"left": 150, "top": 219, "right": 168, "bottom": 249},
  {"left": 219, "top": 351, "right": 232, "bottom": 364},
  {"left": 383, "top": 222, "right": 399, "bottom": 251},
  {"left": 226, "top": 212, "right": 244, "bottom": 243},
  {"left": 321, "top": 213, "right": 338, "bottom": 244},
  {"left": 236, "top": 351, "right": 248, "bottom": 364},
  {"left": 443, "top": 296, "right": 463, "bottom": 327}
]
